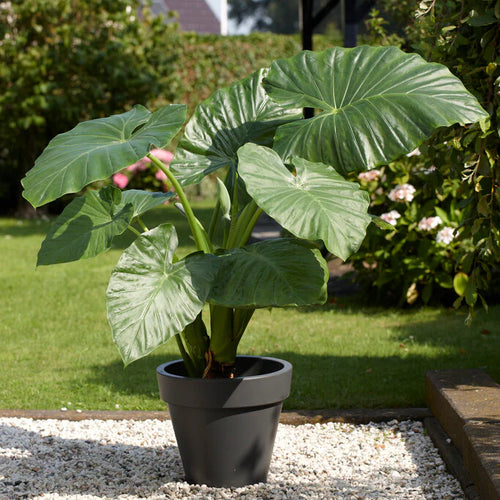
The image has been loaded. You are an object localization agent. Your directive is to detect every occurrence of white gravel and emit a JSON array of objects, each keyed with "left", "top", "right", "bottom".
[{"left": 0, "top": 417, "right": 464, "bottom": 499}]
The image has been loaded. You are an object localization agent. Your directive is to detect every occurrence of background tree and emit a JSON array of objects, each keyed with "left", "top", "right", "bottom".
[
  {"left": 0, "top": 0, "right": 178, "bottom": 215},
  {"left": 229, "top": 0, "right": 301, "bottom": 34}
]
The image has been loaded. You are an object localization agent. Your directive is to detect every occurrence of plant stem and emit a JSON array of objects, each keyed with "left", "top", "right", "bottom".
[
  {"left": 233, "top": 308, "right": 255, "bottom": 345},
  {"left": 223, "top": 174, "right": 240, "bottom": 248},
  {"left": 147, "top": 153, "right": 211, "bottom": 253},
  {"left": 178, "top": 313, "right": 210, "bottom": 377},
  {"left": 226, "top": 200, "right": 263, "bottom": 248},
  {"left": 136, "top": 217, "right": 149, "bottom": 233},
  {"left": 127, "top": 225, "right": 142, "bottom": 237},
  {"left": 208, "top": 200, "right": 221, "bottom": 241},
  {"left": 209, "top": 304, "right": 237, "bottom": 365},
  {"left": 175, "top": 335, "right": 197, "bottom": 377}
]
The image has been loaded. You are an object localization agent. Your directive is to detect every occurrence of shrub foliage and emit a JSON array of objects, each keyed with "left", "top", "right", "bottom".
[
  {"left": 0, "top": 0, "right": 180, "bottom": 213},
  {"left": 355, "top": 0, "right": 500, "bottom": 313}
]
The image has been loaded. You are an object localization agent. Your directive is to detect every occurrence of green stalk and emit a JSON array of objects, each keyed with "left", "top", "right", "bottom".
[
  {"left": 222, "top": 172, "right": 240, "bottom": 248},
  {"left": 127, "top": 225, "right": 141, "bottom": 237},
  {"left": 233, "top": 308, "right": 255, "bottom": 344},
  {"left": 147, "top": 153, "right": 211, "bottom": 253},
  {"left": 175, "top": 335, "right": 197, "bottom": 377},
  {"left": 178, "top": 313, "right": 210, "bottom": 377},
  {"left": 208, "top": 200, "right": 221, "bottom": 242},
  {"left": 209, "top": 304, "right": 237, "bottom": 365},
  {"left": 136, "top": 217, "right": 149, "bottom": 233},
  {"left": 226, "top": 200, "right": 263, "bottom": 249}
]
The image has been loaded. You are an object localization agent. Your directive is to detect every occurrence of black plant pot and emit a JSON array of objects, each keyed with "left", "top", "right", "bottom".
[{"left": 156, "top": 355, "right": 292, "bottom": 488}]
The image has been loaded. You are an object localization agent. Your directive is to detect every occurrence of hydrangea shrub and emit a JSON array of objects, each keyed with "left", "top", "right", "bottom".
[{"left": 348, "top": 147, "right": 478, "bottom": 307}]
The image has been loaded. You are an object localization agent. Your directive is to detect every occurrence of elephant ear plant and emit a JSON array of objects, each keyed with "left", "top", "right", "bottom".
[{"left": 22, "top": 46, "right": 488, "bottom": 378}]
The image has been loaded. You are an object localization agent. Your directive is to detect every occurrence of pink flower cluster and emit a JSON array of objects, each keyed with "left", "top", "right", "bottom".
[
  {"left": 418, "top": 216, "right": 442, "bottom": 231},
  {"left": 358, "top": 169, "right": 381, "bottom": 182},
  {"left": 388, "top": 183, "right": 416, "bottom": 203},
  {"left": 112, "top": 149, "right": 174, "bottom": 190},
  {"left": 417, "top": 216, "right": 456, "bottom": 244},
  {"left": 380, "top": 210, "right": 401, "bottom": 226},
  {"left": 112, "top": 172, "right": 129, "bottom": 189},
  {"left": 436, "top": 226, "right": 456, "bottom": 244}
]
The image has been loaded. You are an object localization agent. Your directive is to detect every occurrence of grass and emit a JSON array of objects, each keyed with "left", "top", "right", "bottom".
[{"left": 1, "top": 202, "right": 499, "bottom": 411}]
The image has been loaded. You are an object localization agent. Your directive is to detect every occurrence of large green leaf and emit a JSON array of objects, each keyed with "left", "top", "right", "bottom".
[
  {"left": 238, "top": 143, "right": 371, "bottom": 260},
  {"left": 37, "top": 187, "right": 134, "bottom": 266},
  {"left": 121, "top": 189, "right": 174, "bottom": 217},
  {"left": 209, "top": 239, "right": 328, "bottom": 308},
  {"left": 36, "top": 188, "right": 174, "bottom": 266},
  {"left": 263, "top": 46, "right": 489, "bottom": 174},
  {"left": 170, "top": 68, "right": 302, "bottom": 186},
  {"left": 22, "top": 104, "right": 186, "bottom": 207},
  {"left": 106, "top": 224, "right": 220, "bottom": 365}
]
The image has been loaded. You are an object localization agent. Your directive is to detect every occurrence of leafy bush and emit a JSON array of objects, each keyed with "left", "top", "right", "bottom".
[
  {"left": 358, "top": 0, "right": 500, "bottom": 314},
  {"left": 0, "top": 0, "right": 178, "bottom": 214},
  {"left": 167, "top": 32, "right": 337, "bottom": 115},
  {"left": 349, "top": 148, "right": 476, "bottom": 307}
]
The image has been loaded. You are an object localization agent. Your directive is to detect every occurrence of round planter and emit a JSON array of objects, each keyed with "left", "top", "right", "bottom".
[{"left": 156, "top": 355, "right": 292, "bottom": 487}]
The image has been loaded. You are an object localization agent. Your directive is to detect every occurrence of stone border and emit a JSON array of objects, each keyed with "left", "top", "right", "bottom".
[
  {"left": 424, "top": 416, "right": 480, "bottom": 500},
  {"left": 426, "top": 369, "right": 500, "bottom": 500},
  {"left": 0, "top": 407, "right": 431, "bottom": 424}
]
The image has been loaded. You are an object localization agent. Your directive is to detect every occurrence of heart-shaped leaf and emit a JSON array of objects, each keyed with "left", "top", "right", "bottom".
[
  {"left": 22, "top": 104, "right": 186, "bottom": 207},
  {"left": 264, "top": 46, "right": 489, "bottom": 174},
  {"left": 238, "top": 143, "right": 371, "bottom": 260},
  {"left": 121, "top": 189, "right": 174, "bottom": 217},
  {"left": 37, "top": 186, "right": 134, "bottom": 266},
  {"left": 37, "top": 188, "right": 174, "bottom": 266},
  {"left": 170, "top": 68, "right": 302, "bottom": 186},
  {"left": 209, "top": 239, "right": 328, "bottom": 307},
  {"left": 106, "top": 224, "right": 220, "bottom": 365}
]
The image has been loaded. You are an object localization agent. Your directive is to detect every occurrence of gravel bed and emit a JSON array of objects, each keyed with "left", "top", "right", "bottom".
[{"left": 0, "top": 417, "right": 464, "bottom": 499}]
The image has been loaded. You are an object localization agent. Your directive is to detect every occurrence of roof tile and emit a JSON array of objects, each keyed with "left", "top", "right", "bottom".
[{"left": 164, "top": 0, "right": 221, "bottom": 34}]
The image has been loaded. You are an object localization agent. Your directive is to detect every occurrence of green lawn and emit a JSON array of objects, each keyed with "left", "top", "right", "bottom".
[{"left": 1, "top": 203, "right": 499, "bottom": 410}]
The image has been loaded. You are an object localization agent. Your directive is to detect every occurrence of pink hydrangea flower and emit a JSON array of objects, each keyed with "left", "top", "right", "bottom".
[
  {"left": 127, "top": 159, "right": 148, "bottom": 173},
  {"left": 127, "top": 149, "right": 173, "bottom": 172},
  {"left": 436, "top": 226, "right": 456, "bottom": 244},
  {"left": 418, "top": 216, "right": 442, "bottom": 231},
  {"left": 144, "top": 149, "right": 174, "bottom": 164},
  {"left": 406, "top": 148, "right": 421, "bottom": 157},
  {"left": 388, "top": 184, "right": 416, "bottom": 203},
  {"left": 380, "top": 210, "right": 401, "bottom": 226},
  {"left": 112, "top": 172, "right": 129, "bottom": 189},
  {"left": 358, "top": 169, "right": 381, "bottom": 182},
  {"left": 155, "top": 170, "right": 167, "bottom": 181}
]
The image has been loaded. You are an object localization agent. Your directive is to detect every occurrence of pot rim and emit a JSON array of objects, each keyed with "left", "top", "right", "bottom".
[
  {"left": 157, "top": 355, "right": 292, "bottom": 382},
  {"left": 156, "top": 355, "right": 293, "bottom": 408}
]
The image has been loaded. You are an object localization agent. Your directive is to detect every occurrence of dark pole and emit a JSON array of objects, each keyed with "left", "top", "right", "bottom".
[
  {"left": 344, "top": 0, "right": 376, "bottom": 48},
  {"left": 301, "top": 0, "right": 314, "bottom": 51},
  {"left": 301, "top": 0, "right": 314, "bottom": 118},
  {"left": 344, "top": 0, "right": 358, "bottom": 47}
]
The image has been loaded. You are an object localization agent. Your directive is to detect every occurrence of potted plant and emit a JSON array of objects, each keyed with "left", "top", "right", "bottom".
[{"left": 21, "top": 46, "right": 487, "bottom": 487}]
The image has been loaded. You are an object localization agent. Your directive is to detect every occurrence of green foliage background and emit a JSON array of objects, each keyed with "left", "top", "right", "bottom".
[
  {"left": 355, "top": 0, "right": 500, "bottom": 312},
  {"left": 0, "top": 0, "right": 180, "bottom": 213}
]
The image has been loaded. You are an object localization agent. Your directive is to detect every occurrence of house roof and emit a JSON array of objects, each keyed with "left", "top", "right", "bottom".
[{"left": 164, "top": 0, "right": 221, "bottom": 34}]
